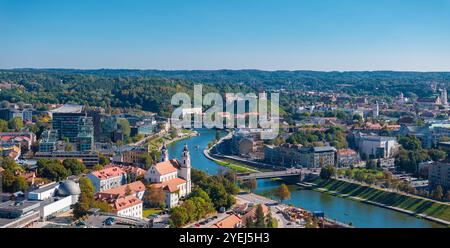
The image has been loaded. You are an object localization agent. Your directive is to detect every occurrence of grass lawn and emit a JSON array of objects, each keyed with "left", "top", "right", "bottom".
[
  {"left": 311, "top": 178, "right": 450, "bottom": 222},
  {"left": 214, "top": 159, "right": 259, "bottom": 173},
  {"left": 143, "top": 208, "right": 163, "bottom": 218}
]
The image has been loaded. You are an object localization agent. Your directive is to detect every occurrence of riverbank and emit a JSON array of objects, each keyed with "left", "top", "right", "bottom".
[
  {"left": 204, "top": 147, "right": 260, "bottom": 173},
  {"left": 310, "top": 178, "right": 450, "bottom": 226},
  {"left": 147, "top": 130, "right": 198, "bottom": 150}
]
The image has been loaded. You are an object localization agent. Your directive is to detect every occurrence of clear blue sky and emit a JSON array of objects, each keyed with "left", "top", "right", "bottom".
[{"left": 1, "top": 0, "right": 450, "bottom": 71}]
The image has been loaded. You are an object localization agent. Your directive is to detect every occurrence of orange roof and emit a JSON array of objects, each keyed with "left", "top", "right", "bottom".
[
  {"left": 213, "top": 214, "right": 242, "bottom": 228},
  {"left": 243, "top": 204, "right": 269, "bottom": 223},
  {"left": 91, "top": 166, "right": 126, "bottom": 180},
  {"left": 105, "top": 164, "right": 147, "bottom": 176},
  {"left": 153, "top": 159, "right": 179, "bottom": 175},
  {"left": 97, "top": 181, "right": 145, "bottom": 199},
  {"left": 152, "top": 177, "right": 187, "bottom": 193},
  {"left": 112, "top": 195, "right": 142, "bottom": 211}
]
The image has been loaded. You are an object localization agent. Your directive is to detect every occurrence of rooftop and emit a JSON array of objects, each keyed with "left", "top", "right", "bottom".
[
  {"left": 213, "top": 214, "right": 242, "bottom": 228},
  {"left": 153, "top": 159, "right": 180, "bottom": 175},
  {"left": 50, "top": 104, "right": 84, "bottom": 114},
  {"left": 97, "top": 181, "right": 145, "bottom": 199},
  {"left": 90, "top": 166, "right": 126, "bottom": 180}
]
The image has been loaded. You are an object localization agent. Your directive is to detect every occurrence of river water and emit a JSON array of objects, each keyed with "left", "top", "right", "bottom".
[{"left": 168, "top": 129, "right": 442, "bottom": 228}]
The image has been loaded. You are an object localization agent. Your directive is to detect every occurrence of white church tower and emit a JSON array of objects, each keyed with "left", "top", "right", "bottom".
[
  {"left": 180, "top": 144, "right": 192, "bottom": 194},
  {"left": 441, "top": 87, "right": 448, "bottom": 107},
  {"left": 161, "top": 142, "right": 169, "bottom": 162},
  {"left": 373, "top": 101, "right": 379, "bottom": 118}
]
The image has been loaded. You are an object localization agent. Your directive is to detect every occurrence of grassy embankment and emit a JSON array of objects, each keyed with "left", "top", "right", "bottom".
[
  {"left": 213, "top": 159, "right": 260, "bottom": 173},
  {"left": 311, "top": 178, "right": 450, "bottom": 223},
  {"left": 143, "top": 208, "right": 163, "bottom": 218}
]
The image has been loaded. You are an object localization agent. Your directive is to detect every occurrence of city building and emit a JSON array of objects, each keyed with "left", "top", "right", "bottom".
[
  {"left": 77, "top": 116, "right": 94, "bottom": 152},
  {"left": 428, "top": 162, "right": 450, "bottom": 190},
  {"left": 121, "top": 146, "right": 149, "bottom": 167},
  {"left": 39, "top": 129, "right": 58, "bottom": 152},
  {"left": 263, "top": 143, "right": 303, "bottom": 167},
  {"left": 87, "top": 166, "right": 127, "bottom": 192},
  {"left": 34, "top": 151, "right": 99, "bottom": 167},
  {"left": 298, "top": 146, "right": 337, "bottom": 168},
  {"left": 0, "top": 180, "right": 81, "bottom": 227},
  {"left": 144, "top": 144, "right": 192, "bottom": 208},
  {"left": 110, "top": 195, "right": 143, "bottom": 219},
  {"left": 96, "top": 181, "right": 146, "bottom": 201},
  {"left": 0, "top": 200, "right": 41, "bottom": 228},
  {"left": 353, "top": 133, "right": 399, "bottom": 159},
  {"left": 0, "top": 131, "right": 36, "bottom": 151},
  {"left": 336, "top": 149, "right": 359, "bottom": 167},
  {"left": 50, "top": 104, "right": 86, "bottom": 142}
]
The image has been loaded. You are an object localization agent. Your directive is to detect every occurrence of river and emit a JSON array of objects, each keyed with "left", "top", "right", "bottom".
[{"left": 168, "top": 129, "right": 442, "bottom": 228}]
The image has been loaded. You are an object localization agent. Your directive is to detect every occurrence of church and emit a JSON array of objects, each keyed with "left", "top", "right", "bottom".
[{"left": 144, "top": 142, "right": 192, "bottom": 208}]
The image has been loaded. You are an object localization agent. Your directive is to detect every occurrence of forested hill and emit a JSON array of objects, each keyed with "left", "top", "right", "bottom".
[
  {"left": 2, "top": 68, "right": 450, "bottom": 96},
  {"left": 0, "top": 69, "right": 449, "bottom": 117}
]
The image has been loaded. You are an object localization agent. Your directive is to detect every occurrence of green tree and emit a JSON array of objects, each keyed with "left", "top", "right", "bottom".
[
  {"left": 0, "top": 119, "right": 8, "bottom": 132},
  {"left": 73, "top": 177, "right": 95, "bottom": 219},
  {"left": 254, "top": 204, "right": 266, "bottom": 228},
  {"left": 63, "top": 159, "right": 86, "bottom": 175},
  {"left": 320, "top": 165, "right": 336, "bottom": 179},
  {"left": 98, "top": 154, "right": 110, "bottom": 166},
  {"left": 140, "top": 153, "right": 153, "bottom": 169},
  {"left": 428, "top": 149, "right": 447, "bottom": 161},
  {"left": 398, "top": 135, "right": 422, "bottom": 150},
  {"left": 241, "top": 179, "right": 257, "bottom": 192},
  {"left": 37, "top": 159, "right": 70, "bottom": 181},
  {"left": 12, "top": 176, "right": 29, "bottom": 192},
  {"left": 170, "top": 206, "right": 189, "bottom": 227},
  {"left": 273, "top": 184, "right": 291, "bottom": 203},
  {"left": 8, "top": 117, "right": 23, "bottom": 131},
  {"left": 169, "top": 128, "right": 178, "bottom": 139},
  {"left": 117, "top": 118, "right": 131, "bottom": 138},
  {"left": 144, "top": 185, "right": 166, "bottom": 208},
  {"left": 432, "top": 185, "right": 444, "bottom": 200},
  {"left": 92, "top": 164, "right": 104, "bottom": 171}
]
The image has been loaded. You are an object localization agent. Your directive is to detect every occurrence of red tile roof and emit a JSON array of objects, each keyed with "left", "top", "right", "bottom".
[
  {"left": 152, "top": 177, "right": 187, "bottom": 193},
  {"left": 91, "top": 166, "right": 126, "bottom": 180},
  {"left": 97, "top": 181, "right": 145, "bottom": 199},
  {"left": 153, "top": 159, "right": 180, "bottom": 175},
  {"left": 112, "top": 195, "right": 142, "bottom": 211},
  {"left": 213, "top": 214, "right": 242, "bottom": 228}
]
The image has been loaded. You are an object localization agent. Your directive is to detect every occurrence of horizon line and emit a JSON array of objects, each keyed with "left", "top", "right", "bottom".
[{"left": 1, "top": 67, "right": 450, "bottom": 73}]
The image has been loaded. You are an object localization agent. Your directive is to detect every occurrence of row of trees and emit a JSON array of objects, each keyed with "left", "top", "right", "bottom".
[
  {"left": 1, "top": 157, "right": 28, "bottom": 192},
  {"left": 287, "top": 126, "right": 348, "bottom": 149},
  {"left": 37, "top": 158, "right": 86, "bottom": 181},
  {"left": 73, "top": 177, "right": 112, "bottom": 219},
  {"left": 395, "top": 135, "right": 447, "bottom": 174},
  {"left": 0, "top": 117, "right": 24, "bottom": 132},
  {"left": 169, "top": 187, "right": 215, "bottom": 227}
]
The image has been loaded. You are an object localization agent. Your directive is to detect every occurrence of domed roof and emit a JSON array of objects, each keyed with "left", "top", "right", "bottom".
[{"left": 57, "top": 180, "right": 81, "bottom": 196}]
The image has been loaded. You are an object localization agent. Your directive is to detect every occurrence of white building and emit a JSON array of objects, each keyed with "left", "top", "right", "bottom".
[
  {"left": 113, "top": 195, "right": 143, "bottom": 219},
  {"left": 87, "top": 166, "right": 127, "bottom": 192},
  {"left": 144, "top": 144, "right": 192, "bottom": 208},
  {"left": 354, "top": 133, "right": 399, "bottom": 159},
  {"left": 27, "top": 180, "right": 81, "bottom": 220}
]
